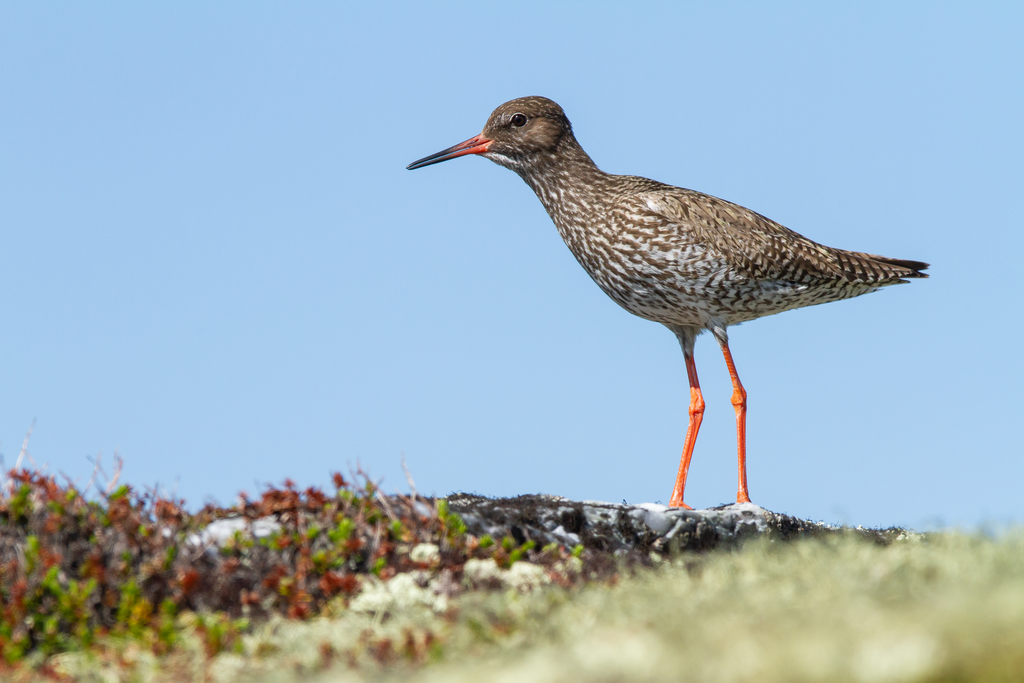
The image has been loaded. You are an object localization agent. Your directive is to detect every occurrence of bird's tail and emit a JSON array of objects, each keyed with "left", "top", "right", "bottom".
[
  {"left": 867, "top": 255, "right": 929, "bottom": 278},
  {"left": 834, "top": 250, "right": 930, "bottom": 284}
]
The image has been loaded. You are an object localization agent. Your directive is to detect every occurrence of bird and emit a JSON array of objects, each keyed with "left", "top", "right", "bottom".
[{"left": 406, "top": 96, "right": 927, "bottom": 509}]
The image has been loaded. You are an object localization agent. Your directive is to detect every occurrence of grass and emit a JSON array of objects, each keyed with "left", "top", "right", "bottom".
[{"left": 32, "top": 530, "right": 1024, "bottom": 682}]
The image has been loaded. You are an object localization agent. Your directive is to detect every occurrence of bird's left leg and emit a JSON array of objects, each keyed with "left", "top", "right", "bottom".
[
  {"left": 668, "top": 326, "right": 703, "bottom": 509},
  {"left": 714, "top": 329, "right": 751, "bottom": 504}
]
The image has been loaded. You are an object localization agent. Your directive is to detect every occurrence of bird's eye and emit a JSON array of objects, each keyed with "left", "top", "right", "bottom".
[{"left": 510, "top": 113, "right": 527, "bottom": 127}]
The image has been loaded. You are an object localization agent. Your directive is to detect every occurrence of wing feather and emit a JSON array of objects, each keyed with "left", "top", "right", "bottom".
[{"left": 635, "top": 188, "right": 927, "bottom": 284}]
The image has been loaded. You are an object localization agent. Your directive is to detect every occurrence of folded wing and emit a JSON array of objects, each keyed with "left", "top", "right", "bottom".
[{"left": 639, "top": 189, "right": 928, "bottom": 286}]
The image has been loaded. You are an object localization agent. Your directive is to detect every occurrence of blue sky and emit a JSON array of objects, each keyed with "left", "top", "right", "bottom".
[{"left": 2, "top": 3, "right": 1021, "bottom": 529}]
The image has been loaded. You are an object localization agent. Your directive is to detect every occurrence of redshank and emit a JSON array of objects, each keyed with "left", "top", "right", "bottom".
[{"left": 407, "top": 96, "right": 927, "bottom": 509}]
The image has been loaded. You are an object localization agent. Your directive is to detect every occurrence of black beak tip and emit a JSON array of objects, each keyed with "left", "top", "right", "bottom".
[{"left": 406, "top": 154, "right": 445, "bottom": 171}]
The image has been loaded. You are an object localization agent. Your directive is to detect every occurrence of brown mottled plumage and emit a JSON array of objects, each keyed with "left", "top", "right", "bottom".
[{"left": 407, "top": 96, "right": 928, "bottom": 509}]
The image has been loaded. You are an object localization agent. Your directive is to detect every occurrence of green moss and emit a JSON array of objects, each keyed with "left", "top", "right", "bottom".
[
  {"left": 436, "top": 500, "right": 467, "bottom": 538},
  {"left": 108, "top": 484, "right": 130, "bottom": 500},
  {"left": 329, "top": 516, "right": 354, "bottom": 544},
  {"left": 508, "top": 540, "right": 536, "bottom": 565},
  {"left": 10, "top": 483, "right": 31, "bottom": 520},
  {"left": 312, "top": 549, "right": 329, "bottom": 573},
  {"left": 162, "top": 545, "right": 177, "bottom": 570},
  {"left": 115, "top": 580, "right": 153, "bottom": 638},
  {"left": 157, "top": 599, "right": 178, "bottom": 649},
  {"left": 24, "top": 534, "right": 40, "bottom": 573}
]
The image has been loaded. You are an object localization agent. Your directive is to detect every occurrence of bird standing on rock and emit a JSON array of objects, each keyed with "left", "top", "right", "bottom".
[{"left": 407, "top": 96, "right": 927, "bottom": 509}]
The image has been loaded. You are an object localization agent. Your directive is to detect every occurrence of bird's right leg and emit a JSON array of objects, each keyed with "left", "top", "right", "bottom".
[{"left": 669, "top": 326, "right": 704, "bottom": 509}]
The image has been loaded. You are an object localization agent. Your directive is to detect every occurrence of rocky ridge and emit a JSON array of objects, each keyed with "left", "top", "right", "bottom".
[{"left": 444, "top": 494, "right": 906, "bottom": 555}]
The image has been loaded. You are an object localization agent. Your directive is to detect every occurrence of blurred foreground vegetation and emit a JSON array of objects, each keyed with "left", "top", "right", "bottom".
[
  {"left": 25, "top": 533, "right": 1024, "bottom": 681},
  {"left": 4, "top": 467, "right": 1024, "bottom": 682},
  {"left": 189, "top": 532, "right": 1024, "bottom": 683}
]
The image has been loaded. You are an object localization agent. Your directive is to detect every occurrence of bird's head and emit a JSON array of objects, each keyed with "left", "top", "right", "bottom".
[{"left": 407, "top": 96, "right": 573, "bottom": 172}]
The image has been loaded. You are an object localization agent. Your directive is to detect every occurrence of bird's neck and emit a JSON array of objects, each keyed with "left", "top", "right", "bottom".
[{"left": 517, "top": 136, "right": 612, "bottom": 233}]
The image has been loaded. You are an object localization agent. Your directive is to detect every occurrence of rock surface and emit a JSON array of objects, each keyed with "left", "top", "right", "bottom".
[{"left": 446, "top": 493, "right": 905, "bottom": 555}]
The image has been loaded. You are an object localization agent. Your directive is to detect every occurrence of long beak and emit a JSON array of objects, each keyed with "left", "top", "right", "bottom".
[{"left": 406, "top": 133, "right": 492, "bottom": 170}]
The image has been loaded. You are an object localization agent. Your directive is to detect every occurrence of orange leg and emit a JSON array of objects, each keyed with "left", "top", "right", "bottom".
[
  {"left": 669, "top": 351, "right": 704, "bottom": 509},
  {"left": 719, "top": 339, "right": 751, "bottom": 504}
]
